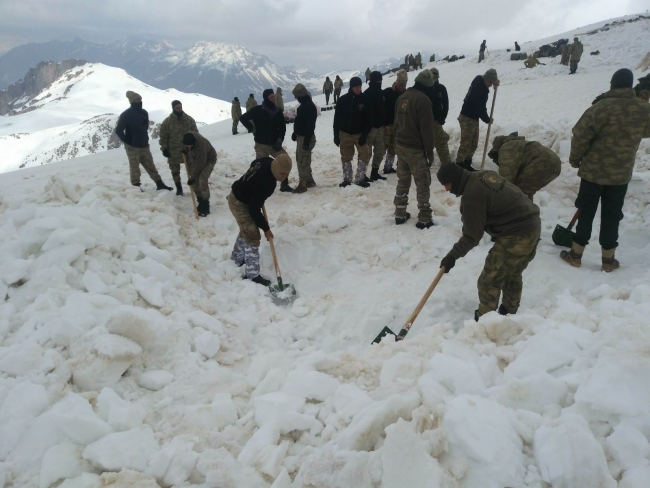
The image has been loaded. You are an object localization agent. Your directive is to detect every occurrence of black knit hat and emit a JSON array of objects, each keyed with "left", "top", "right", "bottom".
[
  {"left": 349, "top": 77, "right": 362, "bottom": 88},
  {"left": 234, "top": 97, "right": 239, "bottom": 101},
  {"left": 370, "top": 71, "right": 382, "bottom": 83},
  {"left": 171, "top": 100, "right": 181, "bottom": 108},
  {"left": 611, "top": 68, "right": 634, "bottom": 89},
  {"left": 436, "top": 163, "right": 465, "bottom": 196},
  {"left": 263, "top": 89, "right": 274, "bottom": 101},
  {"left": 182, "top": 133, "right": 197, "bottom": 146}
]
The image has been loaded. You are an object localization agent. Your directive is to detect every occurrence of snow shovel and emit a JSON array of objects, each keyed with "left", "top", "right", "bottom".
[
  {"left": 262, "top": 206, "right": 296, "bottom": 300},
  {"left": 181, "top": 153, "right": 199, "bottom": 221},
  {"left": 552, "top": 210, "right": 579, "bottom": 247},
  {"left": 479, "top": 85, "right": 498, "bottom": 170},
  {"left": 372, "top": 268, "right": 445, "bottom": 344}
]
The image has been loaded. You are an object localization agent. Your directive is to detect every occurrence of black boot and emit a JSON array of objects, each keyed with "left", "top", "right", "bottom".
[
  {"left": 498, "top": 304, "right": 511, "bottom": 316},
  {"left": 395, "top": 212, "right": 411, "bottom": 225},
  {"left": 198, "top": 199, "right": 210, "bottom": 217},
  {"left": 250, "top": 275, "right": 271, "bottom": 286},
  {"left": 474, "top": 310, "right": 480, "bottom": 322},
  {"left": 370, "top": 168, "right": 387, "bottom": 181},
  {"left": 175, "top": 182, "right": 183, "bottom": 196},
  {"left": 156, "top": 180, "right": 173, "bottom": 191},
  {"left": 416, "top": 221, "right": 435, "bottom": 229},
  {"left": 280, "top": 177, "right": 293, "bottom": 192},
  {"left": 356, "top": 179, "right": 370, "bottom": 188},
  {"left": 196, "top": 197, "right": 204, "bottom": 215}
]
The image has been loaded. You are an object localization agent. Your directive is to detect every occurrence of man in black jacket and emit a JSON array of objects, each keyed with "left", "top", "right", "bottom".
[
  {"left": 456, "top": 69, "right": 499, "bottom": 171},
  {"left": 227, "top": 155, "right": 293, "bottom": 286},
  {"left": 382, "top": 69, "right": 408, "bottom": 174},
  {"left": 240, "top": 89, "right": 292, "bottom": 192},
  {"left": 333, "top": 77, "right": 372, "bottom": 187},
  {"left": 429, "top": 68, "right": 452, "bottom": 165},
  {"left": 364, "top": 71, "right": 388, "bottom": 182},
  {"left": 479, "top": 40, "right": 487, "bottom": 63},
  {"left": 115, "top": 91, "right": 172, "bottom": 191},
  {"left": 291, "top": 83, "right": 318, "bottom": 193}
]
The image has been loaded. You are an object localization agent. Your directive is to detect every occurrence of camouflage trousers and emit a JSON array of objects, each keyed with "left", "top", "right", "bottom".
[
  {"left": 227, "top": 192, "right": 261, "bottom": 248},
  {"left": 456, "top": 115, "right": 480, "bottom": 163},
  {"left": 570, "top": 60, "right": 580, "bottom": 74},
  {"left": 433, "top": 121, "right": 452, "bottom": 164},
  {"left": 232, "top": 118, "right": 240, "bottom": 134},
  {"left": 478, "top": 52, "right": 485, "bottom": 63},
  {"left": 254, "top": 142, "right": 287, "bottom": 159},
  {"left": 367, "top": 127, "right": 386, "bottom": 170},
  {"left": 125, "top": 145, "right": 161, "bottom": 185},
  {"left": 334, "top": 89, "right": 341, "bottom": 104},
  {"left": 561, "top": 53, "right": 569, "bottom": 66},
  {"left": 230, "top": 235, "right": 260, "bottom": 279},
  {"left": 339, "top": 131, "right": 370, "bottom": 164},
  {"left": 325, "top": 91, "right": 332, "bottom": 105},
  {"left": 383, "top": 124, "right": 396, "bottom": 156},
  {"left": 295, "top": 135, "right": 316, "bottom": 181},
  {"left": 477, "top": 228, "right": 540, "bottom": 317},
  {"left": 190, "top": 161, "right": 216, "bottom": 201},
  {"left": 167, "top": 152, "right": 186, "bottom": 184},
  {"left": 394, "top": 145, "right": 432, "bottom": 223}
]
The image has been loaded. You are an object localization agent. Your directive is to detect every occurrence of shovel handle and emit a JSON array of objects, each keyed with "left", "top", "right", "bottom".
[
  {"left": 396, "top": 267, "right": 446, "bottom": 341},
  {"left": 567, "top": 209, "right": 580, "bottom": 231},
  {"left": 182, "top": 153, "right": 199, "bottom": 221},
  {"left": 262, "top": 206, "right": 282, "bottom": 280},
  {"left": 480, "top": 86, "right": 498, "bottom": 170}
]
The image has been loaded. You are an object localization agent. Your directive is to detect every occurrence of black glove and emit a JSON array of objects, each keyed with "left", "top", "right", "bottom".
[
  {"left": 440, "top": 254, "right": 456, "bottom": 273},
  {"left": 273, "top": 139, "right": 283, "bottom": 151},
  {"left": 358, "top": 134, "right": 367, "bottom": 146},
  {"left": 334, "top": 135, "right": 340, "bottom": 147},
  {"left": 187, "top": 177, "right": 195, "bottom": 185},
  {"left": 440, "top": 119, "right": 446, "bottom": 126},
  {"left": 162, "top": 149, "right": 170, "bottom": 158},
  {"left": 291, "top": 133, "right": 297, "bottom": 142}
]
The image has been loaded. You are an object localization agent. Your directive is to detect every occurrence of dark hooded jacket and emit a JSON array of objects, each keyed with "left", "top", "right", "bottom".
[
  {"left": 364, "top": 83, "right": 387, "bottom": 129},
  {"left": 240, "top": 100, "right": 286, "bottom": 146},
  {"left": 115, "top": 103, "right": 150, "bottom": 148},
  {"left": 460, "top": 75, "right": 490, "bottom": 123},
  {"left": 333, "top": 88, "right": 372, "bottom": 136},
  {"left": 383, "top": 86, "right": 402, "bottom": 125},
  {"left": 294, "top": 95, "right": 318, "bottom": 144},
  {"left": 431, "top": 81, "right": 449, "bottom": 124},
  {"left": 231, "top": 158, "right": 277, "bottom": 232}
]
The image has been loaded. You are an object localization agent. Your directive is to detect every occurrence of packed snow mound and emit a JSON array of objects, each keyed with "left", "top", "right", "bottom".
[
  {"left": 0, "top": 63, "right": 231, "bottom": 173},
  {"left": 1, "top": 12, "right": 650, "bottom": 488}
]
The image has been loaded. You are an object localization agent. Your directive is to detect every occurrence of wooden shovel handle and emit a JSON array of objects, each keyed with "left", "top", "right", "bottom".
[
  {"left": 182, "top": 153, "right": 199, "bottom": 221},
  {"left": 262, "top": 206, "right": 282, "bottom": 279},
  {"left": 567, "top": 209, "right": 580, "bottom": 230},
  {"left": 396, "top": 267, "right": 446, "bottom": 341},
  {"left": 480, "top": 85, "right": 498, "bottom": 170}
]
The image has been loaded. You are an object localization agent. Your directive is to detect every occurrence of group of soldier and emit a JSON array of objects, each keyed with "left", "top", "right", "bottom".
[
  {"left": 116, "top": 50, "right": 650, "bottom": 321},
  {"left": 402, "top": 53, "right": 424, "bottom": 71}
]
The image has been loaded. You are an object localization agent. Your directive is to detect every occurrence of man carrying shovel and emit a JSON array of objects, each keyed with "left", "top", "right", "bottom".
[
  {"left": 183, "top": 132, "right": 217, "bottom": 217},
  {"left": 227, "top": 155, "right": 293, "bottom": 286},
  {"left": 436, "top": 163, "right": 541, "bottom": 320}
]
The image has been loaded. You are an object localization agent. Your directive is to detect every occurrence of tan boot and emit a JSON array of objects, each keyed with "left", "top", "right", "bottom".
[
  {"left": 602, "top": 247, "right": 620, "bottom": 272},
  {"left": 292, "top": 179, "right": 308, "bottom": 194},
  {"left": 560, "top": 243, "right": 584, "bottom": 268}
]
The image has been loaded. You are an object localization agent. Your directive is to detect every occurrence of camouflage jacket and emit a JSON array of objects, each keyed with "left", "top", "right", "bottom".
[
  {"left": 323, "top": 80, "right": 334, "bottom": 92},
  {"left": 231, "top": 101, "right": 242, "bottom": 120},
  {"left": 246, "top": 96, "right": 258, "bottom": 111},
  {"left": 524, "top": 57, "right": 540, "bottom": 68},
  {"left": 275, "top": 89, "right": 284, "bottom": 111},
  {"left": 491, "top": 135, "right": 561, "bottom": 196},
  {"left": 415, "top": 54, "right": 422, "bottom": 64},
  {"left": 159, "top": 112, "right": 198, "bottom": 161},
  {"left": 185, "top": 131, "right": 217, "bottom": 180},
  {"left": 570, "top": 88, "right": 650, "bottom": 185},
  {"left": 569, "top": 41, "right": 583, "bottom": 61},
  {"left": 334, "top": 78, "right": 344, "bottom": 90}
]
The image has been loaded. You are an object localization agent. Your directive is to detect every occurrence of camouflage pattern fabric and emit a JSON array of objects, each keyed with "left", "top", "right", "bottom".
[
  {"left": 367, "top": 127, "right": 387, "bottom": 170},
  {"left": 560, "top": 45, "right": 570, "bottom": 65},
  {"left": 125, "top": 145, "right": 160, "bottom": 185},
  {"left": 246, "top": 97, "right": 258, "bottom": 111},
  {"left": 569, "top": 41, "right": 583, "bottom": 61},
  {"left": 394, "top": 145, "right": 432, "bottom": 223},
  {"left": 433, "top": 121, "right": 452, "bottom": 164},
  {"left": 295, "top": 135, "right": 316, "bottom": 180},
  {"left": 232, "top": 101, "right": 242, "bottom": 134},
  {"left": 570, "top": 88, "right": 650, "bottom": 186},
  {"left": 244, "top": 242, "right": 261, "bottom": 279},
  {"left": 383, "top": 124, "right": 397, "bottom": 155},
  {"left": 570, "top": 60, "right": 580, "bottom": 74},
  {"left": 227, "top": 192, "right": 261, "bottom": 247},
  {"left": 477, "top": 228, "right": 540, "bottom": 316},
  {"left": 333, "top": 89, "right": 341, "bottom": 104},
  {"left": 323, "top": 80, "right": 334, "bottom": 92},
  {"left": 231, "top": 236, "right": 245, "bottom": 266},
  {"left": 334, "top": 78, "right": 344, "bottom": 90},
  {"left": 275, "top": 89, "right": 284, "bottom": 111},
  {"left": 191, "top": 161, "right": 216, "bottom": 200},
  {"left": 254, "top": 142, "right": 288, "bottom": 159},
  {"left": 338, "top": 130, "right": 370, "bottom": 164},
  {"left": 159, "top": 112, "right": 198, "bottom": 183},
  {"left": 342, "top": 161, "right": 353, "bottom": 184},
  {"left": 524, "top": 57, "right": 540, "bottom": 68},
  {"left": 456, "top": 115, "right": 480, "bottom": 163},
  {"left": 384, "top": 153, "right": 395, "bottom": 172}
]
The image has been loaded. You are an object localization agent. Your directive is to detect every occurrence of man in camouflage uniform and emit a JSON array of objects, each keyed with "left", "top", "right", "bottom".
[
  {"left": 182, "top": 131, "right": 217, "bottom": 217},
  {"left": 231, "top": 97, "right": 242, "bottom": 135},
  {"left": 334, "top": 76, "right": 344, "bottom": 104},
  {"left": 159, "top": 100, "right": 199, "bottom": 195},
  {"left": 323, "top": 77, "right": 334, "bottom": 105},
  {"left": 415, "top": 52, "right": 422, "bottom": 70},
  {"left": 275, "top": 88, "right": 284, "bottom": 111},
  {"left": 560, "top": 43, "right": 570, "bottom": 66},
  {"left": 364, "top": 71, "right": 388, "bottom": 182},
  {"left": 456, "top": 69, "right": 499, "bottom": 171},
  {"left": 408, "top": 54, "right": 416, "bottom": 70},
  {"left": 561, "top": 69, "right": 650, "bottom": 272},
  {"left": 437, "top": 163, "right": 541, "bottom": 319},
  {"left": 524, "top": 54, "right": 545, "bottom": 69},
  {"left": 478, "top": 40, "right": 487, "bottom": 63},
  {"left": 291, "top": 83, "right": 318, "bottom": 193},
  {"left": 365, "top": 68, "right": 372, "bottom": 85},
  {"left": 382, "top": 69, "right": 408, "bottom": 174},
  {"left": 568, "top": 37, "right": 584, "bottom": 74},
  {"left": 430, "top": 68, "right": 452, "bottom": 165},
  {"left": 245, "top": 94, "right": 258, "bottom": 133},
  {"left": 488, "top": 134, "right": 561, "bottom": 200},
  {"left": 393, "top": 70, "right": 436, "bottom": 228}
]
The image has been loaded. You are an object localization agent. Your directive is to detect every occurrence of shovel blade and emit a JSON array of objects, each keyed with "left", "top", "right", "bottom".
[
  {"left": 269, "top": 282, "right": 297, "bottom": 300},
  {"left": 552, "top": 224, "right": 576, "bottom": 248},
  {"left": 372, "top": 326, "right": 397, "bottom": 345}
]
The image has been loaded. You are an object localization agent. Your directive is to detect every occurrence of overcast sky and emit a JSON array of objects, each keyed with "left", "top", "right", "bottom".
[{"left": 0, "top": 0, "right": 646, "bottom": 73}]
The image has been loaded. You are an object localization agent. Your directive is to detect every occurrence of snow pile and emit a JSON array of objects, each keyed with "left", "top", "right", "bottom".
[{"left": 1, "top": 13, "right": 650, "bottom": 488}]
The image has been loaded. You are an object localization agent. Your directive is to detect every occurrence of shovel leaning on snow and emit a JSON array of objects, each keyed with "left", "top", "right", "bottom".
[
  {"left": 372, "top": 268, "right": 445, "bottom": 344},
  {"left": 262, "top": 206, "right": 296, "bottom": 300},
  {"left": 552, "top": 210, "right": 579, "bottom": 247}
]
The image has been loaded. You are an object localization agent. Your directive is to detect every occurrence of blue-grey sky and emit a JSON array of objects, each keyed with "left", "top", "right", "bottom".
[{"left": 0, "top": 0, "right": 646, "bottom": 72}]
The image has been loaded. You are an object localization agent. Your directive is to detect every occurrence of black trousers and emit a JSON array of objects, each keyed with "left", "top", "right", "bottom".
[{"left": 574, "top": 178, "right": 627, "bottom": 250}]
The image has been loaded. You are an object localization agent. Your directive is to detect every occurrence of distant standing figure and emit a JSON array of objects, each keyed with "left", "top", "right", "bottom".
[
  {"left": 159, "top": 99, "right": 199, "bottom": 195},
  {"left": 115, "top": 91, "right": 172, "bottom": 191},
  {"left": 514, "top": 42, "right": 521, "bottom": 52},
  {"left": 231, "top": 97, "right": 242, "bottom": 135},
  {"left": 275, "top": 87, "right": 284, "bottom": 111},
  {"left": 291, "top": 83, "right": 318, "bottom": 193},
  {"left": 408, "top": 54, "right": 416, "bottom": 70},
  {"left": 183, "top": 131, "right": 217, "bottom": 217},
  {"left": 569, "top": 37, "right": 584, "bottom": 74},
  {"left": 560, "top": 43, "right": 570, "bottom": 66},
  {"left": 415, "top": 52, "right": 422, "bottom": 70},
  {"left": 245, "top": 93, "right": 258, "bottom": 133},
  {"left": 365, "top": 67, "right": 372, "bottom": 85},
  {"left": 478, "top": 40, "right": 487, "bottom": 63},
  {"left": 382, "top": 69, "right": 408, "bottom": 174},
  {"left": 323, "top": 76, "right": 334, "bottom": 105},
  {"left": 429, "top": 68, "right": 452, "bottom": 165},
  {"left": 364, "top": 71, "right": 388, "bottom": 182},
  {"left": 334, "top": 75, "right": 344, "bottom": 104}
]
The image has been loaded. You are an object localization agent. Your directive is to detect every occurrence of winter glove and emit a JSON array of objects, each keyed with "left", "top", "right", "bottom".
[
  {"left": 440, "top": 254, "right": 456, "bottom": 273},
  {"left": 358, "top": 134, "right": 367, "bottom": 146},
  {"left": 273, "top": 139, "right": 283, "bottom": 151},
  {"left": 291, "top": 133, "right": 297, "bottom": 142},
  {"left": 334, "top": 135, "right": 340, "bottom": 147},
  {"left": 187, "top": 177, "right": 196, "bottom": 186},
  {"left": 439, "top": 119, "right": 446, "bottom": 126},
  {"left": 426, "top": 152, "right": 434, "bottom": 168},
  {"left": 569, "top": 160, "right": 581, "bottom": 169},
  {"left": 162, "top": 148, "right": 170, "bottom": 158}
]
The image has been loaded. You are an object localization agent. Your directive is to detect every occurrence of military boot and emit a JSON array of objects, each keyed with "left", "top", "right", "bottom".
[
  {"left": 498, "top": 304, "right": 510, "bottom": 316},
  {"left": 383, "top": 154, "right": 397, "bottom": 174},
  {"left": 306, "top": 176, "right": 317, "bottom": 188},
  {"left": 457, "top": 160, "right": 476, "bottom": 172},
  {"left": 175, "top": 182, "right": 183, "bottom": 196},
  {"left": 416, "top": 221, "right": 435, "bottom": 229},
  {"left": 395, "top": 212, "right": 411, "bottom": 225},
  {"left": 198, "top": 200, "right": 210, "bottom": 217},
  {"left": 280, "top": 177, "right": 294, "bottom": 192},
  {"left": 195, "top": 197, "right": 204, "bottom": 215},
  {"left": 355, "top": 162, "right": 370, "bottom": 188},
  {"left": 601, "top": 247, "right": 620, "bottom": 273},
  {"left": 156, "top": 180, "right": 173, "bottom": 191},
  {"left": 560, "top": 242, "right": 584, "bottom": 268},
  {"left": 293, "top": 180, "right": 308, "bottom": 194},
  {"left": 250, "top": 275, "right": 272, "bottom": 286},
  {"left": 370, "top": 168, "right": 387, "bottom": 181}
]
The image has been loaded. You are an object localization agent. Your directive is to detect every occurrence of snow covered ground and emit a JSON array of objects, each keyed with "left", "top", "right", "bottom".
[
  {"left": 0, "top": 63, "right": 232, "bottom": 174},
  {"left": 1, "top": 14, "right": 650, "bottom": 488}
]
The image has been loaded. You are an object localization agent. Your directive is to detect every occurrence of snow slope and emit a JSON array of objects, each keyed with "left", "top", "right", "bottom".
[
  {"left": 0, "top": 63, "right": 231, "bottom": 173},
  {"left": 1, "top": 13, "right": 650, "bottom": 488}
]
